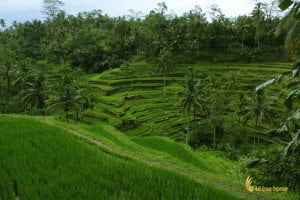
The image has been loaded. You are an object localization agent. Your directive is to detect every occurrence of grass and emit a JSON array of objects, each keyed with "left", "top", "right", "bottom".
[
  {"left": 1, "top": 115, "right": 298, "bottom": 199},
  {"left": 0, "top": 115, "right": 243, "bottom": 200},
  {"left": 130, "top": 136, "right": 207, "bottom": 169}
]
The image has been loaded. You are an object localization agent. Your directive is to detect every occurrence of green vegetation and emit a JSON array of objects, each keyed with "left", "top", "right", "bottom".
[
  {"left": 131, "top": 136, "right": 206, "bottom": 169},
  {"left": 0, "top": 115, "right": 242, "bottom": 200},
  {"left": 0, "top": 0, "right": 300, "bottom": 199}
]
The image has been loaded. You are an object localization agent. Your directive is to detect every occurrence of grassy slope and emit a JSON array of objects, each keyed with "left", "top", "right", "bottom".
[
  {"left": 0, "top": 115, "right": 241, "bottom": 200},
  {"left": 1, "top": 115, "right": 297, "bottom": 200}
]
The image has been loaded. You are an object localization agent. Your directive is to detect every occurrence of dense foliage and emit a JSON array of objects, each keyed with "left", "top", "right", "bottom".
[
  {"left": 0, "top": 1, "right": 289, "bottom": 120},
  {"left": 245, "top": 0, "right": 300, "bottom": 192},
  {"left": 0, "top": 0, "right": 300, "bottom": 195},
  {"left": 1, "top": 1, "right": 287, "bottom": 71}
]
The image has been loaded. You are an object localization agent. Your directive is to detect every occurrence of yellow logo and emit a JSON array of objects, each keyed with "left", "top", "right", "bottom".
[
  {"left": 246, "top": 176, "right": 254, "bottom": 192},
  {"left": 245, "top": 176, "right": 288, "bottom": 192}
]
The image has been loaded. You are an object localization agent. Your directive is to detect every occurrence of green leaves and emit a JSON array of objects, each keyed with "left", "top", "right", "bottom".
[
  {"left": 286, "top": 86, "right": 300, "bottom": 104},
  {"left": 292, "top": 68, "right": 300, "bottom": 77},
  {"left": 255, "top": 75, "right": 283, "bottom": 91},
  {"left": 283, "top": 130, "right": 300, "bottom": 156},
  {"left": 0, "top": 19, "right": 5, "bottom": 27},
  {"left": 292, "top": 2, "right": 300, "bottom": 19},
  {"left": 287, "top": 109, "right": 300, "bottom": 121},
  {"left": 277, "top": 124, "right": 289, "bottom": 133},
  {"left": 278, "top": 0, "right": 294, "bottom": 11}
]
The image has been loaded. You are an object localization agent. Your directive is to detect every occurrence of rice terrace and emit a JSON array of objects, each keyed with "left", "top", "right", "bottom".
[{"left": 0, "top": 0, "right": 299, "bottom": 199}]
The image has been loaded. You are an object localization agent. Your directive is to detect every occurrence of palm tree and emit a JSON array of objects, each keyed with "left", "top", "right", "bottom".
[
  {"left": 252, "top": 2, "right": 264, "bottom": 49},
  {"left": 0, "top": 60, "right": 15, "bottom": 101},
  {"left": 50, "top": 74, "right": 84, "bottom": 122},
  {"left": 157, "top": 48, "right": 173, "bottom": 96},
  {"left": 22, "top": 72, "right": 48, "bottom": 115},
  {"left": 239, "top": 24, "right": 249, "bottom": 51},
  {"left": 235, "top": 91, "right": 248, "bottom": 124},
  {"left": 205, "top": 80, "right": 225, "bottom": 150},
  {"left": 179, "top": 67, "right": 207, "bottom": 144},
  {"left": 242, "top": 89, "right": 274, "bottom": 146},
  {"left": 0, "top": 19, "right": 5, "bottom": 28},
  {"left": 82, "top": 93, "right": 98, "bottom": 115}
]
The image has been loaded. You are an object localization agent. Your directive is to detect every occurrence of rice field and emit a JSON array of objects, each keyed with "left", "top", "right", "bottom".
[
  {"left": 0, "top": 115, "right": 242, "bottom": 200},
  {"left": 84, "top": 62, "right": 292, "bottom": 141}
]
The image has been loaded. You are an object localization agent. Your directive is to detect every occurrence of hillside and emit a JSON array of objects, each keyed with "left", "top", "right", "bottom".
[
  {"left": 0, "top": 115, "right": 298, "bottom": 200},
  {"left": 84, "top": 62, "right": 292, "bottom": 143},
  {"left": 1, "top": 0, "right": 300, "bottom": 198}
]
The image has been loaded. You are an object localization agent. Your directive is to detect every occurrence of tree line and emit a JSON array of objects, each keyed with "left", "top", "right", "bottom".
[{"left": 0, "top": 1, "right": 288, "bottom": 74}]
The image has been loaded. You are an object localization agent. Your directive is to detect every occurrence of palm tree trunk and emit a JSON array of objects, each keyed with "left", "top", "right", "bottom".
[
  {"left": 254, "top": 117, "right": 258, "bottom": 147},
  {"left": 163, "top": 65, "right": 166, "bottom": 97},
  {"left": 193, "top": 105, "right": 196, "bottom": 135},
  {"left": 186, "top": 111, "right": 190, "bottom": 145},
  {"left": 257, "top": 124, "right": 260, "bottom": 144},
  {"left": 242, "top": 31, "right": 244, "bottom": 51},
  {"left": 76, "top": 111, "right": 79, "bottom": 121},
  {"left": 213, "top": 125, "right": 216, "bottom": 150},
  {"left": 66, "top": 110, "right": 69, "bottom": 122},
  {"left": 6, "top": 77, "right": 11, "bottom": 101}
]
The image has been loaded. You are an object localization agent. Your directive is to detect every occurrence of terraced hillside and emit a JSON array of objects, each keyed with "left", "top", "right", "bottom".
[
  {"left": 0, "top": 115, "right": 297, "bottom": 199},
  {"left": 84, "top": 62, "right": 292, "bottom": 141}
]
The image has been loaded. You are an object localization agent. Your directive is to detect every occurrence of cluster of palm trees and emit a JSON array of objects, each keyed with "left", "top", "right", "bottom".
[
  {"left": 0, "top": 59, "right": 97, "bottom": 122},
  {"left": 249, "top": 0, "right": 300, "bottom": 190},
  {"left": 50, "top": 74, "right": 97, "bottom": 122},
  {"left": 255, "top": 0, "right": 299, "bottom": 154},
  {"left": 179, "top": 68, "right": 275, "bottom": 149}
]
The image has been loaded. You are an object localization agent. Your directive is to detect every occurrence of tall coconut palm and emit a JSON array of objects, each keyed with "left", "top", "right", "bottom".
[
  {"left": 235, "top": 91, "right": 248, "bottom": 124},
  {"left": 242, "top": 89, "right": 274, "bottom": 146},
  {"left": 239, "top": 24, "right": 249, "bottom": 51},
  {"left": 22, "top": 72, "right": 48, "bottom": 115},
  {"left": 205, "top": 77, "right": 226, "bottom": 150},
  {"left": 157, "top": 48, "right": 173, "bottom": 96},
  {"left": 252, "top": 2, "right": 265, "bottom": 49},
  {"left": 50, "top": 74, "right": 84, "bottom": 122},
  {"left": 179, "top": 67, "right": 207, "bottom": 144},
  {"left": 0, "top": 19, "right": 5, "bottom": 28},
  {"left": 0, "top": 60, "right": 15, "bottom": 101}
]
